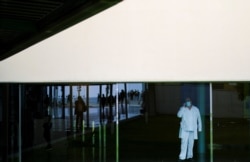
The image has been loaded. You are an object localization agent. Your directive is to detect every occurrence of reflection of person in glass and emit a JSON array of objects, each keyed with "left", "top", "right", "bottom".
[
  {"left": 43, "top": 115, "right": 52, "bottom": 150},
  {"left": 177, "top": 97, "right": 202, "bottom": 162},
  {"left": 75, "top": 96, "right": 86, "bottom": 131}
]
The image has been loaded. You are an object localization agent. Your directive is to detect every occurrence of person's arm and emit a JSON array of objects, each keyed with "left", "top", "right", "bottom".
[
  {"left": 197, "top": 109, "right": 202, "bottom": 132},
  {"left": 177, "top": 107, "right": 185, "bottom": 118}
]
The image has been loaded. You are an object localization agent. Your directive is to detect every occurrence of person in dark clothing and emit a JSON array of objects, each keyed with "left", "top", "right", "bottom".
[
  {"left": 101, "top": 94, "right": 106, "bottom": 119},
  {"left": 119, "top": 90, "right": 126, "bottom": 113},
  {"left": 43, "top": 115, "right": 52, "bottom": 150},
  {"left": 44, "top": 94, "right": 50, "bottom": 116},
  {"left": 75, "top": 96, "right": 86, "bottom": 131}
]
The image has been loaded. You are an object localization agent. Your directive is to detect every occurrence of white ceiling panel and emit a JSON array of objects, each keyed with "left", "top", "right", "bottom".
[{"left": 1, "top": 0, "right": 250, "bottom": 82}]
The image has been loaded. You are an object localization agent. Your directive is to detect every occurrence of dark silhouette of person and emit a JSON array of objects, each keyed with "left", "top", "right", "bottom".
[
  {"left": 75, "top": 96, "right": 86, "bottom": 131},
  {"left": 67, "top": 94, "right": 71, "bottom": 104},
  {"left": 43, "top": 115, "right": 52, "bottom": 150},
  {"left": 107, "top": 95, "right": 115, "bottom": 122},
  {"left": 44, "top": 94, "right": 50, "bottom": 116},
  {"left": 119, "top": 90, "right": 125, "bottom": 105},
  {"left": 140, "top": 90, "right": 147, "bottom": 114},
  {"left": 101, "top": 94, "right": 106, "bottom": 119}
]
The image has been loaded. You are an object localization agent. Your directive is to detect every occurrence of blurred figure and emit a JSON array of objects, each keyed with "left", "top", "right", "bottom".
[
  {"left": 43, "top": 115, "right": 52, "bottom": 150},
  {"left": 101, "top": 94, "right": 106, "bottom": 119},
  {"left": 44, "top": 94, "right": 50, "bottom": 116},
  {"left": 75, "top": 96, "right": 86, "bottom": 131},
  {"left": 119, "top": 90, "right": 126, "bottom": 105}
]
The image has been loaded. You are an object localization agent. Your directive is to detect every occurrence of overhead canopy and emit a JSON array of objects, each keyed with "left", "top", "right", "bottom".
[
  {"left": 0, "top": 0, "right": 122, "bottom": 60},
  {"left": 1, "top": 0, "right": 250, "bottom": 83}
]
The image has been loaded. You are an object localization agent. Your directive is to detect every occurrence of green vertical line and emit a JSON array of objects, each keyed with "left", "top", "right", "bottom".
[
  {"left": 209, "top": 83, "right": 213, "bottom": 162},
  {"left": 82, "top": 120, "right": 85, "bottom": 141},
  {"left": 116, "top": 122, "right": 119, "bottom": 162},
  {"left": 99, "top": 124, "right": 102, "bottom": 162},
  {"left": 92, "top": 121, "right": 95, "bottom": 144},
  {"left": 92, "top": 121, "right": 95, "bottom": 160},
  {"left": 210, "top": 114, "right": 213, "bottom": 162},
  {"left": 104, "top": 123, "right": 106, "bottom": 162},
  {"left": 73, "top": 120, "right": 76, "bottom": 139},
  {"left": 104, "top": 123, "right": 106, "bottom": 147}
]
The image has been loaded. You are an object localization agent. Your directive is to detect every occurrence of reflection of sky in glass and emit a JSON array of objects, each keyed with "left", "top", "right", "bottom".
[{"left": 55, "top": 83, "right": 143, "bottom": 97}]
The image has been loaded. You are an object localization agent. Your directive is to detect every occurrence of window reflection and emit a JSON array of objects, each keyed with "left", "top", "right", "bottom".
[{"left": 1, "top": 83, "right": 250, "bottom": 162}]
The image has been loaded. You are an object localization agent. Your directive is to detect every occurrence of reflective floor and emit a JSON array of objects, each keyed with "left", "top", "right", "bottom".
[{"left": 4, "top": 115, "right": 250, "bottom": 162}]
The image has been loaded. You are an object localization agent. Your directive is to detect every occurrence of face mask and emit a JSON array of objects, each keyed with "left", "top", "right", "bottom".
[{"left": 186, "top": 101, "right": 191, "bottom": 107}]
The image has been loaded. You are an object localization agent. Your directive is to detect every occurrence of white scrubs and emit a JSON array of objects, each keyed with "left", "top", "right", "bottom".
[{"left": 177, "top": 105, "right": 202, "bottom": 160}]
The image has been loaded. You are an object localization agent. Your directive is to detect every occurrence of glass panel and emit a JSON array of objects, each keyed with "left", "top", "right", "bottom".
[
  {"left": 126, "top": 83, "right": 143, "bottom": 118},
  {"left": 213, "top": 82, "right": 250, "bottom": 161},
  {"left": 4, "top": 82, "right": 250, "bottom": 161},
  {"left": 88, "top": 85, "right": 100, "bottom": 125}
]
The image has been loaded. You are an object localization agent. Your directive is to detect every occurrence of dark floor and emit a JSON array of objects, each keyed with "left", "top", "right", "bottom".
[{"left": 5, "top": 115, "right": 250, "bottom": 162}]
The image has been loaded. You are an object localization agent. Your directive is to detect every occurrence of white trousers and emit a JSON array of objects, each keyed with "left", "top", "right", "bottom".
[{"left": 179, "top": 131, "right": 194, "bottom": 160}]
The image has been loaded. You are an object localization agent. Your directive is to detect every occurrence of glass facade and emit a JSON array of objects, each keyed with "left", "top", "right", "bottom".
[{"left": 1, "top": 83, "right": 250, "bottom": 161}]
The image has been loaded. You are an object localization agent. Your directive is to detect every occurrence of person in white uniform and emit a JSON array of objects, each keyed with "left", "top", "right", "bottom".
[{"left": 177, "top": 98, "right": 202, "bottom": 161}]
